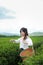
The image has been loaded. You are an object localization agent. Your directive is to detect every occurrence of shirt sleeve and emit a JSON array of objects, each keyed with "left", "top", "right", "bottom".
[
  {"left": 27, "top": 38, "right": 33, "bottom": 46},
  {"left": 15, "top": 38, "right": 20, "bottom": 43}
]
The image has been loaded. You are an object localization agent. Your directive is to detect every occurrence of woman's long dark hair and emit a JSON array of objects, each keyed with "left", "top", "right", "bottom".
[{"left": 20, "top": 27, "right": 28, "bottom": 40}]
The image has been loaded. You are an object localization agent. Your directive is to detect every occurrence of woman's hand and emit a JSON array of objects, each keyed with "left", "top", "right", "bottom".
[{"left": 10, "top": 39, "right": 15, "bottom": 43}]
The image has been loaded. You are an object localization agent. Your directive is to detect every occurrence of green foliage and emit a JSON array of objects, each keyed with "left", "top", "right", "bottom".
[
  {"left": 0, "top": 36, "right": 43, "bottom": 65},
  {"left": 23, "top": 53, "right": 43, "bottom": 65},
  {"left": 0, "top": 57, "right": 8, "bottom": 65},
  {"left": 0, "top": 37, "right": 20, "bottom": 65}
]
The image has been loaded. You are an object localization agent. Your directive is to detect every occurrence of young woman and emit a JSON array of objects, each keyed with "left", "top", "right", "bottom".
[{"left": 10, "top": 27, "right": 34, "bottom": 52}]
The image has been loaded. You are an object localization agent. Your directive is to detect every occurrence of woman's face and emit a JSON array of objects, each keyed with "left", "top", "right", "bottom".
[{"left": 20, "top": 31, "right": 25, "bottom": 37}]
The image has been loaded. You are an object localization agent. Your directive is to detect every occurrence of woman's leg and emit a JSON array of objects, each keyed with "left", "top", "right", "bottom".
[{"left": 18, "top": 48, "right": 24, "bottom": 62}]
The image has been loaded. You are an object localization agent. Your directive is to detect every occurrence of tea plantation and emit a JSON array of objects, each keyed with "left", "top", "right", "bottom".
[{"left": 0, "top": 36, "right": 43, "bottom": 65}]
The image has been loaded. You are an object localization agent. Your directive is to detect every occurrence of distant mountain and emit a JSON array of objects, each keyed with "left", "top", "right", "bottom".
[
  {"left": 0, "top": 32, "right": 20, "bottom": 36},
  {"left": 0, "top": 32, "right": 43, "bottom": 36},
  {"left": 30, "top": 32, "right": 43, "bottom": 36}
]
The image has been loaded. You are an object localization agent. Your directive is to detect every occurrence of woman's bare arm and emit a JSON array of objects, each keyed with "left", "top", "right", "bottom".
[{"left": 10, "top": 38, "right": 20, "bottom": 43}]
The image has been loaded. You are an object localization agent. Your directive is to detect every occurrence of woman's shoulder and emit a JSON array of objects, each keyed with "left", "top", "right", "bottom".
[{"left": 26, "top": 36, "right": 32, "bottom": 41}]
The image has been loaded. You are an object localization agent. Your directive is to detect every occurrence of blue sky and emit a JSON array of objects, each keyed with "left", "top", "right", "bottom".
[
  {"left": 0, "top": 7, "right": 16, "bottom": 19},
  {"left": 0, "top": 0, "right": 43, "bottom": 34}
]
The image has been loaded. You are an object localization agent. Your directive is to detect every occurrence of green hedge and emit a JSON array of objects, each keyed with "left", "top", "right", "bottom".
[
  {"left": 23, "top": 53, "right": 43, "bottom": 65},
  {"left": 0, "top": 42, "right": 21, "bottom": 65},
  {"left": 0, "top": 37, "right": 43, "bottom": 65}
]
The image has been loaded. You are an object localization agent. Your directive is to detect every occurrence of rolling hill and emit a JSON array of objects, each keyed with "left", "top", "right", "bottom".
[{"left": 30, "top": 32, "right": 43, "bottom": 36}]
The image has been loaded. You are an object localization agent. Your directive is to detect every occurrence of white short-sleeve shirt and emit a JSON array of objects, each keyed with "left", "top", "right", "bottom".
[{"left": 15, "top": 36, "right": 33, "bottom": 49}]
